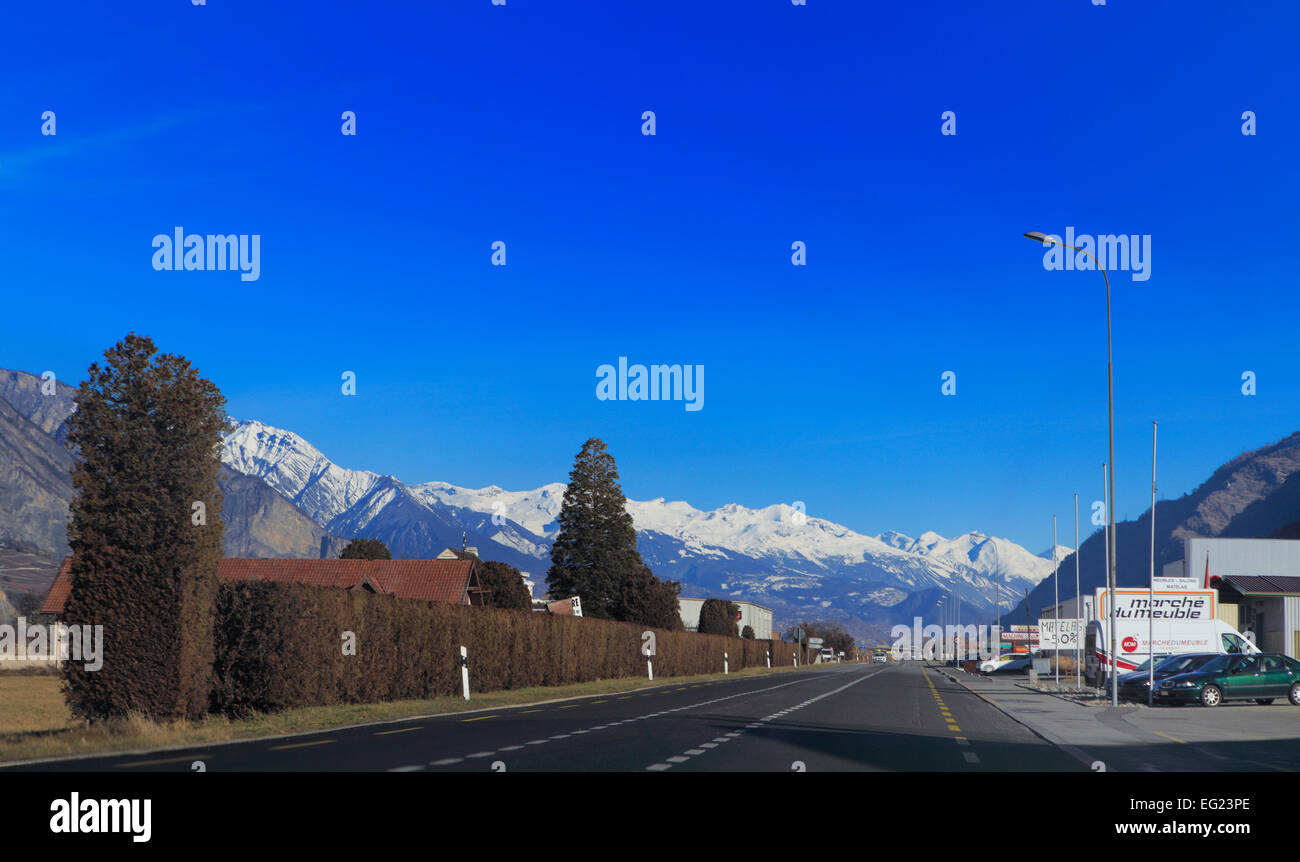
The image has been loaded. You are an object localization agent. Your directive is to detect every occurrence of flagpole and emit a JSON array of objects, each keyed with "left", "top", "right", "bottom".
[
  {"left": 1074, "top": 492, "right": 1081, "bottom": 689},
  {"left": 1053, "top": 514, "right": 1059, "bottom": 688},
  {"left": 1149, "top": 421, "right": 1157, "bottom": 707}
]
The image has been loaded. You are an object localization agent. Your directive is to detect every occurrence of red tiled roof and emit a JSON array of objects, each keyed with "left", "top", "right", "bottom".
[
  {"left": 41, "top": 556, "right": 482, "bottom": 614},
  {"left": 39, "top": 557, "right": 74, "bottom": 615}
]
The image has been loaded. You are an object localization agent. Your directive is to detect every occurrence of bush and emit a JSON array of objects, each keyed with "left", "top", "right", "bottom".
[
  {"left": 211, "top": 581, "right": 802, "bottom": 715},
  {"left": 742, "top": 625, "right": 755, "bottom": 640}
]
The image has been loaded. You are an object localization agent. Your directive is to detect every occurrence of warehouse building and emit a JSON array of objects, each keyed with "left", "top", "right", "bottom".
[
  {"left": 677, "top": 597, "right": 773, "bottom": 639},
  {"left": 1164, "top": 537, "right": 1300, "bottom": 659}
]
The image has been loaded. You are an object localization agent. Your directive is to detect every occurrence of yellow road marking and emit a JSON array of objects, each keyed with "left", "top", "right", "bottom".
[
  {"left": 268, "top": 739, "right": 336, "bottom": 751},
  {"left": 375, "top": 726, "right": 421, "bottom": 735},
  {"left": 460, "top": 715, "right": 500, "bottom": 722},
  {"left": 1153, "top": 730, "right": 1187, "bottom": 744},
  {"left": 520, "top": 709, "right": 543, "bottom": 714},
  {"left": 114, "top": 754, "right": 214, "bottom": 768}
]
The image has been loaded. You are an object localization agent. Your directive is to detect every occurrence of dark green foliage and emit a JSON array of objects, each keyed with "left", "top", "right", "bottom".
[
  {"left": 210, "top": 581, "right": 797, "bottom": 715},
  {"left": 698, "top": 598, "right": 740, "bottom": 637},
  {"left": 546, "top": 439, "right": 647, "bottom": 619},
  {"left": 788, "top": 620, "right": 855, "bottom": 657},
  {"left": 340, "top": 538, "right": 392, "bottom": 560},
  {"left": 742, "top": 625, "right": 756, "bottom": 640},
  {"left": 63, "top": 334, "right": 226, "bottom": 721},
  {"left": 477, "top": 560, "right": 533, "bottom": 611},
  {"left": 617, "top": 565, "right": 683, "bottom": 630}
]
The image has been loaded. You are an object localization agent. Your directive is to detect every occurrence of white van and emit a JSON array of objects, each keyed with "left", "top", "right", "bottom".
[{"left": 1084, "top": 588, "right": 1258, "bottom": 687}]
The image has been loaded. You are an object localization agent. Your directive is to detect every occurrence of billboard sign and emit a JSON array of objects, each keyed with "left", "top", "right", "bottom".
[{"left": 1037, "top": 618, "right": 1085, "bottom": 650}]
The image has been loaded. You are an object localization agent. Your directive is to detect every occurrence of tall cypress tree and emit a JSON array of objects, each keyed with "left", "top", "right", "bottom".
[
  {"left": 547, "top": 438, "right": 646, "bottom": 619},
  {"left": 63, "top": 334, "right": 226, "bottom": 721}
]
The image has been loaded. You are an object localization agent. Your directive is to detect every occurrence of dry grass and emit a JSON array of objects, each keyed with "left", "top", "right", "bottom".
[{"left": 0, "top": 663, "right": 816, "bottom": 764}]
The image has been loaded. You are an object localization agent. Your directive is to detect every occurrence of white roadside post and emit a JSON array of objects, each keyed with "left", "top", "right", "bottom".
[
  {"left": 460, "top": 645, "right": 470, "bottom": 701},
  {"left": 724, "top": 651, "right": 729, "bottom": 675},
  {"left": 642, "top": 631, "right": 656, "bottom": 681},
  {"left": 766, "top": 649, "right": 771, "bottom": 669}
]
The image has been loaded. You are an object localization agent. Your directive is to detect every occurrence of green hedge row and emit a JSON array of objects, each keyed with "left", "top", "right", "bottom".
[{"left": 211, "top": 581, "right": 806, "bottom": 717}]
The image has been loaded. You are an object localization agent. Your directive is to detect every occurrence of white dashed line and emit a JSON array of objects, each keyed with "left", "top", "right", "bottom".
[
  {"left": 388, "top": 765, "right": 424, "bottom": 772},
  {"left": 499, "top": 745, "right": 524, "bottom": 751},
  {"left": 430, "top": 758, "right": 463, "bottom": 766},
  {"left": 963, "top": 752, "right": 980, "bottom": 764},
  {"left": 465, "top": 751, "right": 495, "bottom": 758}
]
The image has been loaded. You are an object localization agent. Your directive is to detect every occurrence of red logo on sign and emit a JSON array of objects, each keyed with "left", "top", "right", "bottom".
[{"left": 1122, "top": 636, "right": 1138, "bottom": 653}]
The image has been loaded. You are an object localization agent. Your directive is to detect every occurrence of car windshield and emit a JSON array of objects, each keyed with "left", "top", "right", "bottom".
[{"left": 1156, "top": 654, "right": 1212, "bottom": 674}]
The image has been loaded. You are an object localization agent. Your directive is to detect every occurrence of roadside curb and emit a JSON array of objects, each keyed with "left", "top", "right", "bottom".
[{"left": 929, "top": 665, "right": 1106, "bottom": 771}]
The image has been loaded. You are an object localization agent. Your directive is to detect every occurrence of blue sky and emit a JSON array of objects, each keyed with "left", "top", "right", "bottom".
[{"left": 2, "top": 1, "right": 1298, "bottom": 553}]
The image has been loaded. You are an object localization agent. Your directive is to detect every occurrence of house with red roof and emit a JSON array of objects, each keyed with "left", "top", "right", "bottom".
[{"left": 40, "top": 551, "right": 486, "bottom": 617}]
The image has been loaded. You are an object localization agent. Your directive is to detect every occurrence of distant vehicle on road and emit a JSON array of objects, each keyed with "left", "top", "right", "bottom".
[
  {"left": 978, "top": 653, "right": 1033, "bottom": 675},
  {"left": 1117, "top": 653, "right": 1218, "bottom": 701},
  {"left": 1156, "top": 653, "right": 1300, "bottom": 707},
  {"left": 872, "top": 653, "right": 889, "bottom": 663},
  {"left": 819, "top": 647, "right": 835, "bottom": 663}
]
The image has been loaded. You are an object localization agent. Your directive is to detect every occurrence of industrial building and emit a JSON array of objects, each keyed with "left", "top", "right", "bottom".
[
  {"left": 677, "top": 597, "right": 773, "bottom": 639},
  {"left": 1043, "top": 537, "right": 1300, "bottom": 659}
]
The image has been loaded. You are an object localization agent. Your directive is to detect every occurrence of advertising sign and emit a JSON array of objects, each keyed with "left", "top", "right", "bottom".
[{"left": 1037, "top": 618, "right": 1085, "bottom": 650}]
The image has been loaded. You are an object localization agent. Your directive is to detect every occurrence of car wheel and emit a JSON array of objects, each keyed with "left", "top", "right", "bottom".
[
  {"left": 1200, "top": 685, "right": 1222, "bottom": 707},
  {"left": 1289, "top": 683, "right": 1300, "bottom": 706},
  {"left": 1255, "top": 699, "right": 1275, "bottom": 705}
]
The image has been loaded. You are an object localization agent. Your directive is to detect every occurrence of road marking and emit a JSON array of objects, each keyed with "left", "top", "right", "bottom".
[
  {"left": 592, "top": 700, "right": 608, "bottom": 704},
  {"left": 268, "top": 739, "right": 335, "bottom": 751},
  {"left": 550, "top": 734, "right": 571, "bottom": 740},
  {"left": 700, "top": 743, "right": 719, "bottom": 749},
  {"left": 524, "top": 739, "right": 548, "bottom": 745},
  {"left": 955, "top": 737, "right": 970, "bottom": 746},
  {"left": 557, "top": 704, "right": 579, "bottom": 709},
  {"left": 388, "top": 765, "right": 424, "bottom": 772},
  {"left": 520, "top": 709, "right": 543, "bottom": 714},
  {"left": 375, "top": 726, "right": 422, "bottom": 735},
  {"left": 647, "top": 763, "right": 672, "bottom": 771},
  {"left": 643, "top": 667, "right": 884, "bottom": 771},
  {"left": 499, "top": 745, "right": 524, "bottom": 751},
  {"left": 431, "top": 757, "right": 464, "bottom": 766},
  {"left": 963, "top": 752, "right": 981, "bottom": 764},
  {"left": 114, "top": 753, "right": 215, "bottom": 768},
  {"left": 461, "top": 715, "right": 499, "bottom": 723},
  {"left": 465, "top": 751, "right": 496, "bottom": 758},
  {"left": 1153, "top": 730, "right": 1187, "bottom": 745}
]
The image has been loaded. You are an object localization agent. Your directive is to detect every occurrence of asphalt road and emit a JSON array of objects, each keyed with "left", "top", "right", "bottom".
[{"left": 9, "top": 662, "right": 1085, "bottom": 772}]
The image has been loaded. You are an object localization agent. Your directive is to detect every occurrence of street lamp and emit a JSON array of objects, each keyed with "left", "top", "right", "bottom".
[
  {"left": 969, "top": 531, "right": 1001, "bottom": 657},
  {"left": 1024, "top": 231, "right": 1118, "bottom": 706}
]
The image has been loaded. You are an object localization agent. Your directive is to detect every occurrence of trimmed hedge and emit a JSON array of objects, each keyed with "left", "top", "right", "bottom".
[{"left": 211, "top": 581, "right": 806, "bottom": 717}]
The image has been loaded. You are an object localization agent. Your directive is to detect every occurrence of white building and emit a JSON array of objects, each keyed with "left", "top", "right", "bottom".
[
  {"left": 677, "top": 598, "right": 773, "bottom": 639},
  {"left": 1046, "top": 538, "right": 1300, "bottom": 659}
]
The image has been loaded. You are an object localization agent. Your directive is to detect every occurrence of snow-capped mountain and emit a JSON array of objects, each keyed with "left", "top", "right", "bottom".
[{"left": 220, "top": 419, "right": 1055, "bottom": 639}]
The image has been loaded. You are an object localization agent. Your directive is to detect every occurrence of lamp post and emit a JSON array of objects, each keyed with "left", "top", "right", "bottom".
[
  {"left": 1025, "top": 231, "right": 1118, "bottom": 707},
  {"left": 969, "top": 531, "right": 1001, "bottom": 657}
]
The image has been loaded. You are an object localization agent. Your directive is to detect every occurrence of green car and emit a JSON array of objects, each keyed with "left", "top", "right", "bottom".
[{"left": 1156, "top": 653, "right": 1300, "bottom": 707}]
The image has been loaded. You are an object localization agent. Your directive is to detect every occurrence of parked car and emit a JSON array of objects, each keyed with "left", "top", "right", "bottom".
[
  {"left": 1156, "top": 653, "right": 1300, "bottom": 707},
  {"left": 1117, "top": 653, "right": 1218, "bottom": 701},
  {"left": 979, "top": 653, "right": 1033, "bottom": 675}
]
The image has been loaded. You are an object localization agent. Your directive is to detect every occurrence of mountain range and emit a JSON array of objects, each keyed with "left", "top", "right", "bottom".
[{"left": 12, "top": 367, "right": 1295, "bottom": 642}]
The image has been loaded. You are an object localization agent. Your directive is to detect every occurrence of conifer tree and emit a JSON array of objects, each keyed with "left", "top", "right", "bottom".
[
  {"left": 63, "top": 334, "right": 226, "bottom": 721},
  {"left": 546, "top": 439, "right": 646, "bottom": 619}
]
